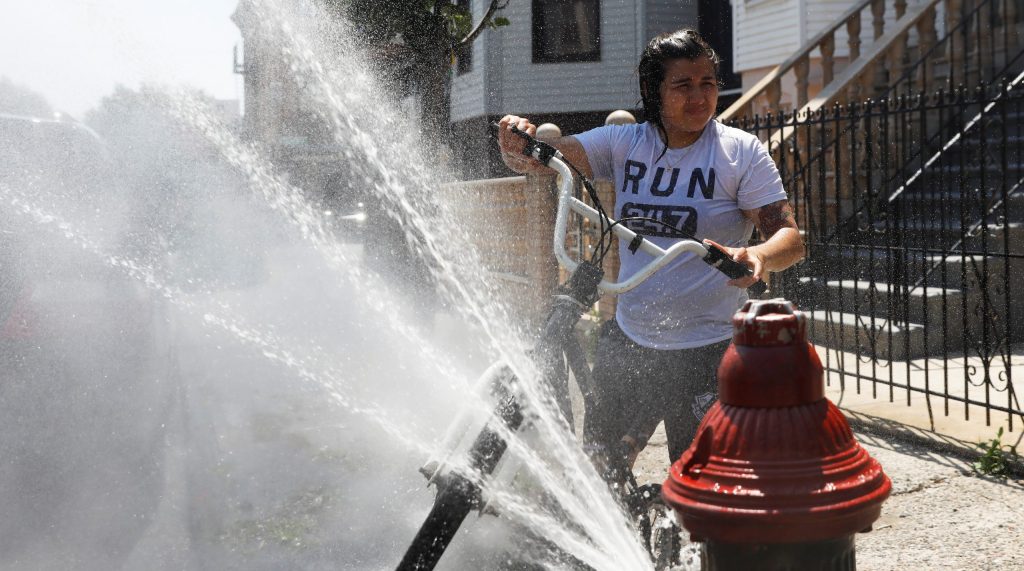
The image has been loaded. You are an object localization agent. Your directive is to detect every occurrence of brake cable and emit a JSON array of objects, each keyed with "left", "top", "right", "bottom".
[{"left": 495, "top": 123, "right": 713, "bottom": 265}]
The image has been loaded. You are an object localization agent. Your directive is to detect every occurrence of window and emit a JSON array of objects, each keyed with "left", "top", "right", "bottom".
[
  {"left": 532, "top": 0, "right": 600, "bottom": 64},
  {"left": 455, "top": 0, "right": 473, "bottom": 74}
]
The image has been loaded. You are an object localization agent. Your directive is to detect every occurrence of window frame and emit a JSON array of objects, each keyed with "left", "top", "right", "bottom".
[
  {"left": 454, "top": 0, "right": 473, "bottom": 75},
  {"left": 531, "top": 0, "right": 601, "bottom": 64}
]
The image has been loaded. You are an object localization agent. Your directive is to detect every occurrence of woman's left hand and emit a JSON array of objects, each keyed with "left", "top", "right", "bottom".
[{"left": 704, "top": 239, "right": 766, "bottom": 288}]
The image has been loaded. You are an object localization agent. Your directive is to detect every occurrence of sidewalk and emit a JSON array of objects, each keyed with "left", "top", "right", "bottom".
[
  {"left": 627, "top": 343, "right": 1024, "bottom": 571},
  {"left": 816, "top": 344, "right": 1024, "bottom": 447},
  {"left": 628, "top": 341, "right": 1024, "bottom": 483},
  {"left": 822, "top": 346, "right": 1024, "bottom": 569},
  {"left": 851, "top": 430, "right": 1024, "bottom": 570},
  {"left": 633, "top": 420, "right": 1024, "bottom": 571}
]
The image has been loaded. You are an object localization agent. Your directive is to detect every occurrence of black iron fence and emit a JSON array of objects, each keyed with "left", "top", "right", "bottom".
[{"left": 729, "top": 80, "right": 1024, "bottom": 432}]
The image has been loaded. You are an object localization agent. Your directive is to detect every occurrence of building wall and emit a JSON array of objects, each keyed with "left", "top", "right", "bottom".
[
  {"left": 807, "top": 0, "right": 855, "bottom": 57},
  {"left": 454, "top": 0, "right": 697, "bottom": 123},
  {"left": 450, "top": 1, "right": 489, "bottom": 121},
  {"left": 449, "top": 0, "right": 719, "bottom": 176},
  {"left": 732, "top": 0, "right": 915, "bottom": 113},
  {"left": 732, "top": 0, "right": 802, "bottom": 73},
  {"left": 498, "top": 0, "right": 638, "bottom": 116},
  {"left": 805, "top": 0, "right": 896, "bottom": 60},
  {"left": 733, "top": 0, "right": 906, "bottom": 73},
  {"left": 647, "top": 0, "right": 699, "bottom": 40}
]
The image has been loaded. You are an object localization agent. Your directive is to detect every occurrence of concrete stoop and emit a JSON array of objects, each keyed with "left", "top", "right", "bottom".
[
  {"left": 798, "top": 271, "right": 1017, "bottom": 360},
  {"left": 806, "top": 309, "right": 934, "bottom": 361},
  {"left": 804, "top": 278, "right": 966, "bottom": 325}
]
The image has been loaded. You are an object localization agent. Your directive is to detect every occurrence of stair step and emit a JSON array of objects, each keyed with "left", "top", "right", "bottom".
[
  {"left": 807, "top": 248, "right": 1013, "bottom": 287},
  {"left": 862, "top": 221, "right": 1024, "bottom": 253},
  {"left": 922, "top": 252, "right": 1021, "bottom": 291},
  {"left": 958, "top": 134, "right": 1024, "bottom": 147},
  {"left": 815, "top": 187, "right": 1024, "bottom": 227},
  {"left": 797, "top": 277, "right": 965, "bottom": 324},
  {"left": 803, "top": 309, "right": 934, "bottom": 361},
  {"left": 862, "top": 207, "right": 1003, "bottom": 228},
  {"left": 899, "top": 201, "right": 1021, "bottom": 221},
  {"left": 937, "top": 163, "right": 1024, "bottom": 176},
  {"left": 920, "top": 157, "right": 1024, "bottom": 175},
  {"left": 888, "top": 165, "right": 1024, "bottom": 186},
  {"left": 892, "top": 188, "right": 1024, "bottom": 204}
]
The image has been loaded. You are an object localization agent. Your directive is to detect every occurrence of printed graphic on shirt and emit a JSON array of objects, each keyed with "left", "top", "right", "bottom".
[
  {"left": 691, "top": 391, "right": 716, "bottom": 420},
  {"left": 620, "top": 202, "right": 698, "bottom": 238},
  {"left": 572, "top": 121, "right": 788, "bottom": 349},
  {"left": 618, "top": 162, "right": 716, "bottom": 238},
  {"left": 621, "top": 160, "right": 716, "bottom": 200}
]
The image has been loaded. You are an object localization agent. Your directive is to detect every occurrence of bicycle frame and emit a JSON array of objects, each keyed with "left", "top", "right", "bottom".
[{"left": 398, "top": 139, "right": 763, "bottom": 571}]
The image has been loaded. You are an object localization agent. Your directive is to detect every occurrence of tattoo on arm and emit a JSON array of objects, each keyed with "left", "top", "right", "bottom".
[{"left": 755, "top": 200, "right": 797, "bottom": 238}]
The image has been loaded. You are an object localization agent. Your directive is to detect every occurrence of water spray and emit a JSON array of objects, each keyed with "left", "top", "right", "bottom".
[{"left": 397, "top": 125, "right": 767, "bottom": 570}]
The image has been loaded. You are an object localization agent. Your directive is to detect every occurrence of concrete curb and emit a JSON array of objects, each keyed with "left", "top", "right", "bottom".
[{"left": 843, "top": 407, "right": 1024, "bottom": 478}]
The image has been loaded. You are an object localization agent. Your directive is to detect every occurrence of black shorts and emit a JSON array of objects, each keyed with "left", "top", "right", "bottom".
[{"left": 583, "top": 320, "right": 730, "bottom": 463}]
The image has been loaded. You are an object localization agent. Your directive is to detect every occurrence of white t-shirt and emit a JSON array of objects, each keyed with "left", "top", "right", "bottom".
[{"left": 574, "top": 120, "right": 787, "bottom": 349}]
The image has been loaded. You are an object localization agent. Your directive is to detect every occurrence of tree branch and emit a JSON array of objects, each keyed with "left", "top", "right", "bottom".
[{"left": 455, "top": 0, "right": 509, "bottom": 48}]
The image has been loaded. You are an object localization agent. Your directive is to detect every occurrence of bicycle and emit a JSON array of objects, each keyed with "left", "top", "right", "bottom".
[{"left": 397, "top": 125, "right": 767, "bottom": 570}]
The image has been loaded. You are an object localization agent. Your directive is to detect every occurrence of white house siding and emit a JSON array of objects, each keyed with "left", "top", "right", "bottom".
[
  {"left": 732, "top": 0, "right": 802, "bottom": 72},
  {"left": 450, "top": 0, "right": 489, "bottom": 122},
  {"left": 646, "top": 0, "right": 699, "bottom": 41},
  {"left": 734, "top": 0, "right": 913, "bottom": 71},
  {"left": 453, "top": 0, "right": 915, "bottom": 120},
  {"left": 806, "top": 0, "right": 910, "bottom": 61},
  {"left": 450, "top": 51, "right": 486, "bottom": 121},
  {"left": 806, "top": 0, "right": 854, "bottom": 58},
  {"left": 500, "top": 1, "right": 641, "bottom": 115},
  {"left": 451, "top": 1, "right": 704, "bottom": 120}
]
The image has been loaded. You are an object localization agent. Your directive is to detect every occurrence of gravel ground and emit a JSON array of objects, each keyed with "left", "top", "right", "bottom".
[
  {"left": 850, "top": 432, "right": 1024, "bottom": 571},
  {"left": 631, "top": 423, "right": 1024, "bottom": 571}
]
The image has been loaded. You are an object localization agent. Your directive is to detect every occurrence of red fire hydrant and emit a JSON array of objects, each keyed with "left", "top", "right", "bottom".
[{"left": 662, "top": 299, "right": 891, "bottom": 570}]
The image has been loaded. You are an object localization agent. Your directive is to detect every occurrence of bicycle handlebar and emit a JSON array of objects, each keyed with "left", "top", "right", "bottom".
[{"left": 513, "top": 132, "right": 767, "bottom": 296}]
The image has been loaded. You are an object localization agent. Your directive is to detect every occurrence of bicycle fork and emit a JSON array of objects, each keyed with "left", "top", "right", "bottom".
[{"left": 396, "top": 263, "right": 604, "bottom": 571}]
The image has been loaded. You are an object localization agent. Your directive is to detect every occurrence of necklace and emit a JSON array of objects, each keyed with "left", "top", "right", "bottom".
[
  {"left": 659, "top": 144, "right": 693, "bottom": 170},
  {"left": 659, "top": 128, "right": 704, "bottom": 170}
]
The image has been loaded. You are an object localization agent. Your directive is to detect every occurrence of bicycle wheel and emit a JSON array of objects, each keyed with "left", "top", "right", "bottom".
[{"left": 633, "top": 484, "right": 682, "bottom": 569}]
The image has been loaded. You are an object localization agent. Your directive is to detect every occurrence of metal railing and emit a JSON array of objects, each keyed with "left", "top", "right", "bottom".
[
  {"left": 724, "top": 0, "right": 1023, "bottom": 122},
  {"left": 729, "top": 81, "right": 1024, "bottom": 432},
  {"left": 722, "top": 0, "right": 904, "bottom": 122}
]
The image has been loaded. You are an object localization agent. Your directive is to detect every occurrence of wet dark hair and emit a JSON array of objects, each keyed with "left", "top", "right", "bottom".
[{"left": 638, "top": 29, "right": 721, "bottom": 154}]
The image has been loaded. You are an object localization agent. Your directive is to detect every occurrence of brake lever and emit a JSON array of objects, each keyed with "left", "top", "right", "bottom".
[
  {"left": 491, "top": 121, "right": 560, "bottom": 165},
  {"left": 701, "top": 241, "right": 769, "bottom": 297}
]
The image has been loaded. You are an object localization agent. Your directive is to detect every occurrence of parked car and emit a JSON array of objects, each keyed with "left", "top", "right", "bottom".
[{"left": 319, "top": 170, "right": 368, "bottom": 242}]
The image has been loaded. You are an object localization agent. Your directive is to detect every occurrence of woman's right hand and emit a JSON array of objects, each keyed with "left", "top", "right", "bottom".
[{"left": 497, "top": 115, "right": 542, "bottom": 173}]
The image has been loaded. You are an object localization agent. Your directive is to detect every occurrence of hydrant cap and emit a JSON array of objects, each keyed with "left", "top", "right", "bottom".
[
  {"left": 732, "top": 298, "right": 806, "bottom": 347},
  {"left": 719, "top": 297, "right": 824, "bottom": 407}
]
